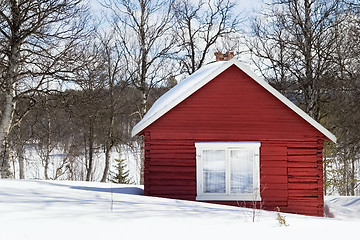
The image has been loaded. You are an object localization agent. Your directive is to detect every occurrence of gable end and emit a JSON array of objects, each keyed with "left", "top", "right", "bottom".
[{"left": 132, "top": 59, "right": 336, "bottom": 143}]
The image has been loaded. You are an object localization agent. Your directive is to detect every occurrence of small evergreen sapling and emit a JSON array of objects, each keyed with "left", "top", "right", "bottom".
[{"left": 110, "top": 158, "right": 133, "bottom": 184}]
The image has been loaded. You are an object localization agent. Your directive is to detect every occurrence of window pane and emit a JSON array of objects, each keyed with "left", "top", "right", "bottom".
[
  {"left": 203, "top": 150, "right": 225, "bottom": 171},
  {"left": 230, "top": 149, "right": 253, "bottom": 194},
  {"left": 203, "top": 150, "right": 226, "bottom": 193},
  {"left": 204, "top": 172, "right": 225, "bottom": 193}
]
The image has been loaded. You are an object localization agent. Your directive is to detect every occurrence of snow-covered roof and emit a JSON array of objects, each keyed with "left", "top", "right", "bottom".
[{"left": 131, "top": 58, "right": 336, "bottom": 143}]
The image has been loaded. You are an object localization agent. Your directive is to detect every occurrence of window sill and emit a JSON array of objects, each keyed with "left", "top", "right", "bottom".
[{"left": 196, "top": 194, "right": 261, "bottom": 201}]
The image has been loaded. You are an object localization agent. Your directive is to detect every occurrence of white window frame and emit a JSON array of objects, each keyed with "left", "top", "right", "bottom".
[{"left": 195, "top": 142, "right": 261, "bottom": 201}]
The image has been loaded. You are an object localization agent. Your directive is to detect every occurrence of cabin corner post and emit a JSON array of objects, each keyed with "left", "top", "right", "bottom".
[
  {"left": 143, "top": 131, "right": 151, "bottom": 195},
  {"left": 317, "top": 139, "right": 325, "bottom": 216}
]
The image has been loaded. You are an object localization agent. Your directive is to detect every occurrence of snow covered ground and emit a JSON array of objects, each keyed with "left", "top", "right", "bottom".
[{"left": 0, "top": 180, "right": 359, "bottom": 240}]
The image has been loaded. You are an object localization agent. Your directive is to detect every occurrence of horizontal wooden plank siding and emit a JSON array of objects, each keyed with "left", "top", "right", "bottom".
[
  {"left": 286, "top": 141, "right": 324, "bottom": 216},
  {"left": 260, "top": 144, "right": 288, "bottom": 207},
  {"left": 142, "top": 66, "right": 325, "bottom": 216},
  {"left": 144, "top": 134, "right": 196, "bottom": 200}
]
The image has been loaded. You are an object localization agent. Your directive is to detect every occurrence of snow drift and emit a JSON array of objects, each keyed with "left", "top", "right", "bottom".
[{"left": 0, "top": 180, "right": 359, "bottom": 240}]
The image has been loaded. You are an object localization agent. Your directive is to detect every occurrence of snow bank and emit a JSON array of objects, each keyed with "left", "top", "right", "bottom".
[
  {"left": 0, "top": 180, "right": 359, "bottom": 240},
  {"left": 325, "top": 196, "right": 360, "bottom": 220}
]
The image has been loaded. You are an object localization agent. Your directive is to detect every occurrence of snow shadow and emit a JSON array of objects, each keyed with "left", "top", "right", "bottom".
[
  {"left": 31, "top": 180, "right": 144, "bottom": 196},
  {"left": 70, "top": 186, "right": 144, "bottom": 195}
]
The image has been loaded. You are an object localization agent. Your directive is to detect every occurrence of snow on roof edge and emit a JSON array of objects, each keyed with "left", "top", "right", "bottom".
[{"left": 132, "top": 58, "right": 337, "bottom": 143}]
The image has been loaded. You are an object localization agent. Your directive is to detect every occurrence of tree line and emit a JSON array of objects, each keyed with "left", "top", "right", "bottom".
[
  {"left": 0, "top": 0, "right": 359, "bottom": 194},
  {"left": 0, "top": 0, "right": 241, "bottom": 183}
]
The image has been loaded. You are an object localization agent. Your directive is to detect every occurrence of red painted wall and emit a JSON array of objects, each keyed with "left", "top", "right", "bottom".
[{"left": 142, "top": 65, "right": 325, "bottom": 216}]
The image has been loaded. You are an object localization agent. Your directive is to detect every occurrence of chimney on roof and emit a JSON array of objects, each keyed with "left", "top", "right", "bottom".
[{"left": 214, "top": 51, "right": 234, "bottom": 61}]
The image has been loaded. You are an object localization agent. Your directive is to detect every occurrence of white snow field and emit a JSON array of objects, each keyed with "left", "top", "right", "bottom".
[{"left": 0, "top": 180, "right": 359, "bottom": 240}]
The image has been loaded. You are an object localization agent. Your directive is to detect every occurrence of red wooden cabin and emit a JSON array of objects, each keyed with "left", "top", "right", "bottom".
[{"left": 132, "top": 56, "right": 336, "bottom": 216}]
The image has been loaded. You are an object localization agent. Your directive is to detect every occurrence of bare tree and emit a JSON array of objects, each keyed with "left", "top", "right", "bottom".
[
  {"left": 325, "top": 7, "right": 360, "bottom": 195},
  {"left": 69, "top": 40, "right": 108, "bottom": 181},
  {"left": 172, "top": 0, "right": 242, "bottom": 75},
  {"left": 98, "top": 33, "right": 128, "bottom": 182},
  {"left": 247, "top": 0, "right": 341, "bottom": 121},
  {"left": 101, "top": 0, "right": 177, "bottom": 184},
  {"left": 102, "top": 0, "right": 177, "bottom": 118},
  {"left": 0, "top": 0, "right": 89, "bottom": 178}
]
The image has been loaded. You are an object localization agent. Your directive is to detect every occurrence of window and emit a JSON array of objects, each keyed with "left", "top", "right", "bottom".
[{"left": 195, "top": 142, "right": 261, "bottom": 201}]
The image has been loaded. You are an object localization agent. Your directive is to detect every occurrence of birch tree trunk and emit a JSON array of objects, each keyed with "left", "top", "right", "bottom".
[
  {"left": 86, "top": 121, "right": 95, "bottom": 181},
  {"left": 101, "top": 85, "right": 115, "bottom": 182},
  {"left": 17, "top": 146, "right": 25, "bottom": 179},
  {"left": 100, "top": 36, "right": 119, "bottom": 182},
  {"left": 0, "top": 0, "right": 88, "bottom": 178},
  {"left": 0, "top": 3, "right": 21, "bottom": 177},
  {"left": 0, "top": 90, "right": 17, "bottom": 178},
  {"left": 100, "top": 88, "right": 115, "bottom": 182}
]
